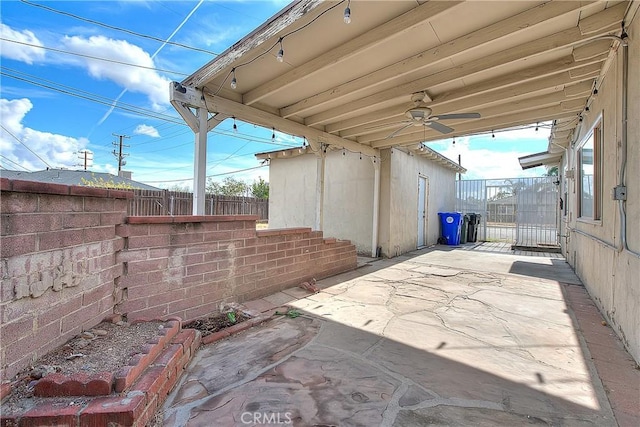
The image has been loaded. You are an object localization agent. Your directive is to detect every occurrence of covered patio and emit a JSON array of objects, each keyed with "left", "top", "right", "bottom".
[{"left": 162, "top": 244, "right": 639, "bottom": 426}]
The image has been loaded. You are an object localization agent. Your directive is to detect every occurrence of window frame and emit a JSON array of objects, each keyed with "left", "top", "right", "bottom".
[{"left": 577, "top": 117, "right": 602, "bottom": 221}]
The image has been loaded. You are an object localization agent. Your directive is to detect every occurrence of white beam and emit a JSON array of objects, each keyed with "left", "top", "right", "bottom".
[
  {"left": 280, "top": 0, "right": 592, "bottom": 119},
  {"left": 315, "top": 150, "right": 325, "bottom": 231},
  {"left": 243, "top": 0, "right": 461, "bottom": 106},
  {"left": 371, "top": 159, "right": 381, "bottom": 258},
  {"left": 305, "top": 21, "right": 617, "bottom": 127},
  {"left": 202, "top": 93, "right": 378, "bottom": 157},
  {"left": 371, "top": 104, "right": 584, "bottom": 148},
  {"left": 193, "top": 107, "right": 208, "bottom": 215}
]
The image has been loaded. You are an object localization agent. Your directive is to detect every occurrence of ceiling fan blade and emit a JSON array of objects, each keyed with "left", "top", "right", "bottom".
[
  {"left": 427, "top": 121, "right": 454, "bottom": 134},
  {"left": 431, "top": 112, "right": 481, "bottom": 120},
  {"left": 386, "top": 123, "right": 415, "bottom": 139}
]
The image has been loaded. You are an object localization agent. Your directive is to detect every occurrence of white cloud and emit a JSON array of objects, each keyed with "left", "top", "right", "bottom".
[
  {"left": 0, "top": 98, "right": 89, "bottom": 171},
  {"left": 60, "top": 35, "right": 170, "bottom": 110},
  {"left": 0, "top": 23, "right": 45, "bottom": 64},
  {"left": 133, "top": 124, "right": 160, "bottom": 137}
]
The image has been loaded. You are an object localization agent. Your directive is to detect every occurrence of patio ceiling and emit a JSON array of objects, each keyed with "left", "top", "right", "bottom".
[{"left": 178, "top": 0, "right": 629, "bottom": 157}]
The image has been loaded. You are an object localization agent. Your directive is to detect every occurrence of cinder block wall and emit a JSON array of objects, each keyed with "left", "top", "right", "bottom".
[
  {"left": 0, "top": 178, "right": 357, "bottom": 380},
  {"left": 115, "top": 217, "right": 356, "bottom": 322},
  {"left": 0, "top": 179, "right": 131, "bottom": 380}
]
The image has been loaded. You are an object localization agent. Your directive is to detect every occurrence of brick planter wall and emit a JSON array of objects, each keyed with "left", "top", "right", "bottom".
[
  {"left": 0, "top": 178, "right": 131, "bottom": 381},
  {"left": 0, "top": 178, "right": 357, "bottom": 381},
  {"left": 114, "top": 217, "right": 356, "bottom": 322}
]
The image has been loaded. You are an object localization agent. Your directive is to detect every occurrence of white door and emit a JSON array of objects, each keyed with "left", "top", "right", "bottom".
[{"left": 418, "top": 176, "right": 428, "bottom": 247}]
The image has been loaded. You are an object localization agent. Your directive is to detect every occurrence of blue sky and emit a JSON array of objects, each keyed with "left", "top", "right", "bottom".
[{"left": 1, "top": 0, "right": 550, "bottom": 189}]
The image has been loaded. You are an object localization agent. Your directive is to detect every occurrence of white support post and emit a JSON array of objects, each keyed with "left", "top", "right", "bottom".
[
  {"left": 193, "top": 107, "right": 208, "bottom": 215},
  {"left": 371, "top": 157, "right": 381, "bottom": 257},
  {"left": 315, "top": 146, "right": 326, "bottom": 231}
]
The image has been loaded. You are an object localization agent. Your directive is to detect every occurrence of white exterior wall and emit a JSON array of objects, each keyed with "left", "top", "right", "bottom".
[
  {"left": 561, "top": 13, "right": 640, "bottom": 363},
  {"left": 379, "top": 148, "right": 457, "bottom": 257},
  {"left": 267, "top": 151, "right": 375, "bottom": 254},
  {"left": 268, "top": 155, "right": 317, "bottom": 229}
]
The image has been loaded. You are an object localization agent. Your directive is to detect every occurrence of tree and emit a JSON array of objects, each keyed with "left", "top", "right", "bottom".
[
  {"left": 206, "top": 177, "right": 249, "bottom": 196},
  {"left": 251, "top": 177, "right": 269, "bottom": 199},
  {"left": 544, "top": 166, "right": 559, "bottom": 176}
]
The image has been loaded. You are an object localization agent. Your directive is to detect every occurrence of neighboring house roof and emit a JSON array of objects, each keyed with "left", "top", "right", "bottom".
[
  {"left": 0, "top": 169, "right": 161, "bottom": 191},
  {"left": 255, "top": 145, "right": 466, "bottom": 174}
]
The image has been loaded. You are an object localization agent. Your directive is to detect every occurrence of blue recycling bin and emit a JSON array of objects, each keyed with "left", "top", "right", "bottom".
[{"left": 438, "top": 212, "right": 463, "bottom": 245}]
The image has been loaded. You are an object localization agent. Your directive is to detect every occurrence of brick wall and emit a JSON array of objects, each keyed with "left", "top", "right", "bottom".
[
  {"left": 0, "top": 179, "right": 357, "bottom": 381},
  {"left": 114, "top": 217, "right": 357, "bottom": 322},
  {"left": 0, "top": 179, "right": 131, "bottom": 381}
]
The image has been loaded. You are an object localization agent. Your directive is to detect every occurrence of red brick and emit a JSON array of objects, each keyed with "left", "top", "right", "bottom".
[
  {"left": 266, "top": 251, "right": 286, "bottom": 261},
  {"left": 2, "top": 213, "right": 62, "bottom": 235},
  {"left": 38, "top": 229, "right": 84, "bottom": 251},
  {"left": 0, "top": 382, "right": 12, "bottom": 400},
  {"left": 68, "top": 185, "right": 111, "bottom": 198},
  {"left": 135, "top": 394, "right": 159, "bottom": 427},
  {"left": 131, "top": 365, "right": 166, "bottom": 399},
  {"left": 34, "top": 372, "right": 113, "bottom": 397},
  {"left": 79, "top": 393, "right": 145, "bottom": 426},
  {"left": 153, "top": 344, "right": 183, "bottom": 371},
  {"left": 20, "top": 401, "right": 80, "bottom": 426},
  {"left": 0, "top": 192, "right": 38, "bottom": 214},
  {"left": 232, "top": 229, "right": 255, "bottom": 239},
  {"left": 0, "top": 234, "right": 37, "bottom": 257},
  {"left": 61, "top": 302, "right": 100, "bottom": 334},
  {"left": 11, "top": 180, "right": 69, "bottom": 195},
  {"left": 127, "top": 235, "right": 170, "bottom": 250},
  {"left": 127, "top": 258, "right": 169, "bottom": 274},
  {"left": 107, "top": 189, "right": 134, "bottom": 199},
  {"left": 170, "top": 233, "right": 204, "bottom": 245},
  {"left": 1, "top": 317, "right": 34, "bottom": 346},
  {"left": 84, "top": 226, "right": 115, "bottom": 243},
  {"left": 0, "top": 177, "right": 10, "bottom": 191}
]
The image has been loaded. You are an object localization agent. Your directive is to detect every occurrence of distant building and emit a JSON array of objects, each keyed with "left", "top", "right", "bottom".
[{"left": 0, "top": 169, "right": 160, "bottom": 191}]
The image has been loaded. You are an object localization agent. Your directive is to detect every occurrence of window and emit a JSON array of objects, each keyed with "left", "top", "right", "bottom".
[{"left": 578, "top": 120, "right": 602, "bottom": 220}]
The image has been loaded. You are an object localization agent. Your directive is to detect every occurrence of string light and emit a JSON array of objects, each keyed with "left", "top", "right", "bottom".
[
  {"left": 230, "top": 68, "right": 237, "bottom": 89},
  {"left": 492, "top": 130, "right": 495, "bottom": 138},
  {"left": 535, "top": 122, "right": 539, "bottom": 131},
  {"left": 276, "top": 38, "right": 284, "bottom": 62},
  {"left": 342, "top": 148, "right": 346, "bottom": 156},
  {"left": 452, "top": 137, "right": 456, "bottom": 146},
  {"left": 344, "top": 0, "right": 351, "bottom": 24},
  {"left": 359, "top": 153, "right": 362, "bottom": 160},
  {"left": 272, "top": 128, "right": 276, "bottom": 141},
  {"left": 232, "top": 117, "right": 238, "bottom": 133}
]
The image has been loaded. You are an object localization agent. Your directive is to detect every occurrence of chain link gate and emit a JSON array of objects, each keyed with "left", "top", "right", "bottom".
[{"left": 456, "top": 177, "right": 559, "bottom": 247}]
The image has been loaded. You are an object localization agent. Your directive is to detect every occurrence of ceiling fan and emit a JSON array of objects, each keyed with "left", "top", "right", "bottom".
[{"left": 382, "top": 92, "right": 481, "bottom": 139}]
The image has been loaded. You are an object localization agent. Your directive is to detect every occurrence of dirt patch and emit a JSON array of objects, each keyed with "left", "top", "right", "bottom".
[
  {"left": 184, "top": 312, "right": 251, "bottom": 337},
  {"left": 3, "top": 321, "right": 163, "bottom": 407}
]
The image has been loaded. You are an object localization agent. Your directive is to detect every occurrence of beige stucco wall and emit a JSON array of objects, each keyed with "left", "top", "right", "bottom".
[
  {"left": 561, "top": 12, "right": 640, "bottom": 363},
  {"left": 268, "top": 151, "right": 375, "bottom": 254},
  {"left": 268, "top": 148, "right": 457, "bottom": 257},
  {"left": 379, "top": 148, "right": 457, "bottom": 257}
]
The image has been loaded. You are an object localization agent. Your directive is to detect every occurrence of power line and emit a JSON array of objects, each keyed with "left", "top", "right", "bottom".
[
  {"left": 0, "top": 154, "right": 32, "bottom": 171},
  {"left": 18, "top": 0, "right": 219, "bottom": 57},
  {"left": 0, "top": 124, "right": 53, "bottom": 168},
  {"left": 0, "top": 38, "right": 189, "bottom": 77}
]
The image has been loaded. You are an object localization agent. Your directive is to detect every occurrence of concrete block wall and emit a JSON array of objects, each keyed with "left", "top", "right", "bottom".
[
  {"left": 0, "top": 178, "right": 131, "bottom": 380},
  {"left": 115, "top": 216, "right": 357, "bottom": 322},
  {"left": 0, "top": 179, "right": 357, "bottom": 380}
]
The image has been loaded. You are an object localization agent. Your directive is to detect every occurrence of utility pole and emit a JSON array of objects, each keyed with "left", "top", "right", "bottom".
[
  {"left": 112, "top": 134, "right": 130, "bottom": 172},
  {"left": 77, "top": 149, "right": 93, "bottom": 170}
]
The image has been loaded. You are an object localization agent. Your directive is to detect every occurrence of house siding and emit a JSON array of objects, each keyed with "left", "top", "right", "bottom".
[{"left": 561, "top": 12, "right": 640, "bottom": 363}]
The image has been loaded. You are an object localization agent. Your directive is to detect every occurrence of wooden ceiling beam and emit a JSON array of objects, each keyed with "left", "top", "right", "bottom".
[
  {"left": 202, "top": 93, "right": 377, "bottom": 157},
  {"left": 279, "top": 0, "right": 592, "bottom": 119},
  {"left": 242, "top": 1, "right": 461, "bottom": 106},
  {"left": 356, "top": 92, "right": 584, "bottom": 144},
  {"left": 370, "top": 104, "right": 584, "bottom": 149},
  {"left": 325, "top": 54, "right": 606, "bottom": 133},
  {"left": 304, "top": 17, "right": 619, "bottom": 127}
]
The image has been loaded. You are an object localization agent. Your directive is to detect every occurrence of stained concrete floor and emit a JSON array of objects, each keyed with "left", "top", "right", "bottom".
[{"left": 163, "top": 244, "right": 639, "bottom": 426}]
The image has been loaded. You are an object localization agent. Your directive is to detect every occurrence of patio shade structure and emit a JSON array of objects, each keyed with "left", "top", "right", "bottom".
[{"left": 171, "top": 0, "right": 629, "bottom": 215}]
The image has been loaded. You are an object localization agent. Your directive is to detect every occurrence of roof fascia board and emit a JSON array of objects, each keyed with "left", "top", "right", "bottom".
[{"left": 184, "top": 0, "right": 324, "bottom": 88}]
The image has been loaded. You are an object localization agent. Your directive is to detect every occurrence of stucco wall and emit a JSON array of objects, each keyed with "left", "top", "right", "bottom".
[
  {"left": 561, "top": 13, "right": 640, "bottom": 363},
  {"left": 383, "top": 148, "right": 457, "bottom": 256},
  {"left": 269, "top": 151, "right": 375, "bottom": 254}
]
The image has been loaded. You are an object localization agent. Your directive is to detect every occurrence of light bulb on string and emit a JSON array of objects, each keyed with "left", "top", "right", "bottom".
[
  {"left": 344, "top": 0, "right": 351, "bottom": 24},
  {"left": 276, "top": 38, "right": 284, "bottom": 62},
  {"left": 452, "top": 137, "right": 456, "bottom": 146},
  {"left": 535, "top": 122, "right": 539, "bottom": 131},
  {"left": 230, "top": 68, "right": 237, "bottom": 89},
  {"left": 232, "top": 117, "right": 238, "bottom": 133},
  {"left": 272, "top": 128, "right": 276, "bottom": 142},
  {"left": 492, "top": 130, "right": 495, "bottom": 138}
]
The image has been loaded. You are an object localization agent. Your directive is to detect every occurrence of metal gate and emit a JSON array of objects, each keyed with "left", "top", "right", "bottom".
[{"left": 456, "top": 177, "right": 559, "bottom": 247}]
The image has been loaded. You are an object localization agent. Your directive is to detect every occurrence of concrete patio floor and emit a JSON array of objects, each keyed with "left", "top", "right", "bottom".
[{"left": 163, "top": 244, "right": 639, "bottom": 426}]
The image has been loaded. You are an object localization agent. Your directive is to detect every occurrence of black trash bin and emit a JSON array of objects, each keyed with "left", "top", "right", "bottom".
[
  {"left": 461, "top": 215, "right": 469, "bottom": 244},
  {"left": 467, "top": 213, "right": 481, "bottom": 243}
]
